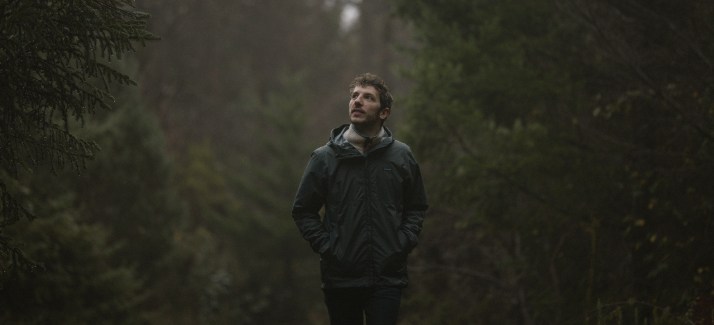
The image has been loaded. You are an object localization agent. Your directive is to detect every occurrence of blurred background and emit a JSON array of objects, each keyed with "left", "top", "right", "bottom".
[{"left": 2, "top": 0, "right": 713, "bottom": 324}]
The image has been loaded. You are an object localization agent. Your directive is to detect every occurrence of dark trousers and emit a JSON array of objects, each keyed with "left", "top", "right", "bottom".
[{"left": 323, "top": 287, "right": 402, "bottom": 325}]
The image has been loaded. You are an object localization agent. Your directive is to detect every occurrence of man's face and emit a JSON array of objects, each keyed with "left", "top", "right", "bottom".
[{"left": 349, "top": 85, "right": 389, "bottom": 128}]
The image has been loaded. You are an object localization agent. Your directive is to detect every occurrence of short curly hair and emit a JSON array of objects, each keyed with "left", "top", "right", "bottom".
[{"left": 349, "top": 73, "right": 393, "bottom": 110}]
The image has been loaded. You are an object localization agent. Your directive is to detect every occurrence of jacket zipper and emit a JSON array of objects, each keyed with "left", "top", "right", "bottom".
[{"left": 363, "top": 155, "right": 375, "bottom": 286}]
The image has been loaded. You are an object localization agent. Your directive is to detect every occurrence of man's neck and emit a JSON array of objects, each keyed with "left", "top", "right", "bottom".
[{"left": 351, "top": 123, "right": 382, "bottom": 138}]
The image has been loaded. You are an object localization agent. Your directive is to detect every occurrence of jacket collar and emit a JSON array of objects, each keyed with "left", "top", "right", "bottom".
[{"left": 328, "top": 124, "right": 394, "bottom": 159}]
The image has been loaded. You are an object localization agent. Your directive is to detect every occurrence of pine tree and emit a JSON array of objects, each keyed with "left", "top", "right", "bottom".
[
  {"left": 0, "top": 200, "right": 148, "bottom": 325},
  {"left": 0, "top": 0, "right": 159, "bottom": 272},
  {"left": 0, "top": 58, "right": 185, "bottom": 323},
  {"left": 227, "top": 74, "right": 324, "bottom": 324}
]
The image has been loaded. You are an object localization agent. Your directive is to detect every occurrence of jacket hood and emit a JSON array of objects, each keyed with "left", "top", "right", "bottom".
[{"left": 328, "top": 124, "right": 394, "bottom": 159}]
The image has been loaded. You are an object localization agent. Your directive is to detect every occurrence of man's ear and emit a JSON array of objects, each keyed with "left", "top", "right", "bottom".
[{"left": 379, "top": 107, "right": 390, "bottom": 120}]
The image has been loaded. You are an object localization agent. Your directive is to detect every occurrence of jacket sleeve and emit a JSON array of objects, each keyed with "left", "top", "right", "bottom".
[
  {"left": 292, "top": 150, "right": 330, "bottom": 255},
  {"left": 400, "top": 150, "right": 429, "bottom": 253}
]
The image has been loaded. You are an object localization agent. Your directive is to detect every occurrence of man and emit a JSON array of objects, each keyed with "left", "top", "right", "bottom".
[{"left": 292, "top": 73, "right": 428, "bottom": 325}]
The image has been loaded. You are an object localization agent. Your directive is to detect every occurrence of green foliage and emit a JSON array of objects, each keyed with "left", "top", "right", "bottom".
[
  {"left": 396, "top": 0, "right": 714, "bottom": 323},
  {"left": 225, "top": 74, "right": 325, "bottom": 323},
  {"left": 68, "top": 82, "right": 181, "bottom": 276},
  {"left": 229, "top": 74, "right": 316, "bottom": 235},
  {"left": 150, "top": 74, "right": 324, "bottom": 324},
  {"left": 0, "top": 0, "right": 158, "bottom": 272},
  {"left": 0, "top": 195, "right": 147, "bottom": 325}
]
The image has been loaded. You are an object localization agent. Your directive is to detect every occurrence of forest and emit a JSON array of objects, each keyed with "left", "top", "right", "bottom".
[{"left": 1, "top": 0, "right": 713, "bottom": 324}]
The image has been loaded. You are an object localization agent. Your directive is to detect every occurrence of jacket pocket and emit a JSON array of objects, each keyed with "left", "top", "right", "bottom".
[
  {"left": 398, "top": 229, "right": 411, "bottom": 254},
  {"left": 379, "top": 249, "right": 408, "bottom": 278}
]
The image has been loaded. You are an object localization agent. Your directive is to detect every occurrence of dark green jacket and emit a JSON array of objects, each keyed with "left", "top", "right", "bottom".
[{"left": 292, "top": 125, "right": 428, "bottom": 289}]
